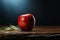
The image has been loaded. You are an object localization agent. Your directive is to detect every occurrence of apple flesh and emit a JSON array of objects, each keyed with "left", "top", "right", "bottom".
[{"left": 18, "top": 14, "right": 35, "bottom": 31}]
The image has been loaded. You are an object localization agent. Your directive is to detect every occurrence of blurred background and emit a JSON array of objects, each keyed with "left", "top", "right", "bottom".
[{"left": 0, "top": 0, "right": 53, "bottom": 26}]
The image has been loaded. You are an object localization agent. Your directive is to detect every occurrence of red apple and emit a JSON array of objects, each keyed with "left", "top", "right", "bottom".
[{"left": 18, "top": 14, "right": 35, "bottom": 31}]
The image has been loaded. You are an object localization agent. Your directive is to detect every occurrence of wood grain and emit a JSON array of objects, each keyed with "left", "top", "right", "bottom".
[{"left": 0, "top": 26, "right": 60, "bottom": 36}]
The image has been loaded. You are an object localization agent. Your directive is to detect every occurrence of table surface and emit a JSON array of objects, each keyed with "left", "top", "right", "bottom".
[
  {"left": 0, "top": 26, "right": 60, "bottom": 36},
  {"left": 0, "top": 26, "right": 60, "bottom": 40}
]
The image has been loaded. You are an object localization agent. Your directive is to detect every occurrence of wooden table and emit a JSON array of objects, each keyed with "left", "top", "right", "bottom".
[{"left": 0, "top": 26, "right": 60, "bottom": 40}]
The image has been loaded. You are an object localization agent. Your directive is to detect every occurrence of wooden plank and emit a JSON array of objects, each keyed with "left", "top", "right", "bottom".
[{"left": 0, "top": 26, "right": 60, "bottom": 36}]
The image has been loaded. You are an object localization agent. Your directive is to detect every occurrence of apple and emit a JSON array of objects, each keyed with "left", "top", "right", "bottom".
[{"left": 18, "top": 14, "right": 35, "bottom": 31}]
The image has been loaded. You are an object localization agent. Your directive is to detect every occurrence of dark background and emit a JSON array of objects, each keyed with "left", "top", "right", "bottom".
[{"left": 0, "top": 0, "right": 53, "bottom": 26}]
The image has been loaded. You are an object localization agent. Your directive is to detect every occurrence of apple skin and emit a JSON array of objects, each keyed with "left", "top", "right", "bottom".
[{"left": 18, "top": 14, "right": 35, "bottom": 31}]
